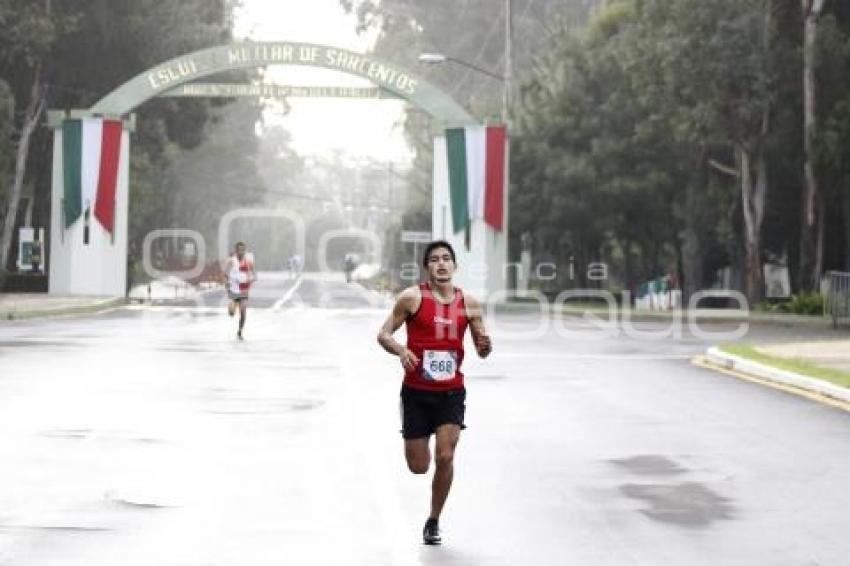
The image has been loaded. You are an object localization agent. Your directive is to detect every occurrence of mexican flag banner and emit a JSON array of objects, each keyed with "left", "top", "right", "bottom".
[
  {"left": 445, "top": 125, "right": 506, "bottom": 233},
  {"left": 62, "top": 118, "right": 122, "bottom": 233}
]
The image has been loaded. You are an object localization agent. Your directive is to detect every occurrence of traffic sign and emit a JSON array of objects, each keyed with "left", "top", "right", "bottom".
[{"left": 401, "top": 231, "right": 432, "bottom": 243}]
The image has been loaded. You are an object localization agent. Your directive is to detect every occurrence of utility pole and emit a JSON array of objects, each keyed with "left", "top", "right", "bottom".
[
  {"left": 387, "top": 161, "right": 396, "bottom": 291},
  {"left": 503, "top": 0, "right": 512, "bottom": 126},
  {"left": 502, "top": 0, "right": 513, "bottom": 291}
]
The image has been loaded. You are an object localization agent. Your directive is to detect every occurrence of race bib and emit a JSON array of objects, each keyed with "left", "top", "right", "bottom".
[{"left": 422, "top": 350, "right": 457, "bottom": 381}]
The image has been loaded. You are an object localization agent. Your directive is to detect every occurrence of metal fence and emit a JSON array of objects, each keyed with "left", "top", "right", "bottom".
[{"left": 825, "top": 271, "right": 850, "bottom": 327}]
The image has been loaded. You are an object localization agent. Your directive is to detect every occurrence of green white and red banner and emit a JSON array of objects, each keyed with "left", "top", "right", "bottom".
[
  {"left": 62, "top": 118, "right": 122, "bottom": 233},
  {"left": 445, "top": 125, "right": 506, "bottom": 233}
]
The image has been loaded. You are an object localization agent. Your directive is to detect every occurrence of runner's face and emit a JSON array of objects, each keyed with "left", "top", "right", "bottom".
[
  {"left": 235, "top": 244, "right": 245, "bottom": 259},
  {"left": 426, "top": 248, "right": 455, "bottom": 283}
]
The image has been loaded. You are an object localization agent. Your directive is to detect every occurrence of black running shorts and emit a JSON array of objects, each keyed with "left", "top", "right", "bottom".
[{"left": 400, "top": 385, "right": 466, "bottom": 439}]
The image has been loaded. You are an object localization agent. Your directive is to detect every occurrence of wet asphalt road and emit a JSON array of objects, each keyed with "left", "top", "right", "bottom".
[{"left": 1, "top": 274, "right": 849, "bottom": 565}]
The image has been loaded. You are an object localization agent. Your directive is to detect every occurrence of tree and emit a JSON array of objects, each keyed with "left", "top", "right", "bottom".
[
  {"left": 0, "top": 79, "right": 12, "bottom": 191},
  {"left": 800, "top": 0, "right": 828, "bottom": 291},
  {"left": 654, "top": 0, "right": 779, "bottom": 303},
  {"left": 341, "top": 0, "right": 604, "bottom": 240},
  {"left": 813, "top": 2, "right": 850, "bottom": 272},
  {"left": 345, "top": 0, "right": 850, "bottom": 301},
  {"left": 0, "top": 0, "right": 241, "bottom": 282},
  {"left": 0, "top": 0, "right": 59, "bottom": 276}
]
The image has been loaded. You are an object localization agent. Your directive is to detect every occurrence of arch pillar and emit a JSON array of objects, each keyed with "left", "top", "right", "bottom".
[
  {"left": 47, "top": 111, "right": 133, "bottom": 296},
  {"left": 431, "top": 134, "right": 507, "bottom": 300}
]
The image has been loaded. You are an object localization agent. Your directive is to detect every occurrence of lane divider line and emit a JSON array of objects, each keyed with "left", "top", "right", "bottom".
[{"left": 271, "top": 276, "right": 303, "bottom": 312}]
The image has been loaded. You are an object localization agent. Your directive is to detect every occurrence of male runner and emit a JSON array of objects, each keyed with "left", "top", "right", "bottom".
[
  {"left": 224, "top": 242, "right": 256, "bottom": 340},
  {"left": 377, "top": 240, "right": 492, "bottom": 545}
]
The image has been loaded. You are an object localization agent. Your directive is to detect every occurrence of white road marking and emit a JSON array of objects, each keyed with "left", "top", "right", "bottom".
[{"left": 271, "top": 276, "right": 303, "bottom": 311}]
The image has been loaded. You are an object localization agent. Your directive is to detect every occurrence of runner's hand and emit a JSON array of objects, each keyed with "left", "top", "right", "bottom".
[
  {"left": 399, "top": 348, "right": 419, "bottom": 371},
  {"left": 474, "top": 334, "right": 492, "bottom": 358}
]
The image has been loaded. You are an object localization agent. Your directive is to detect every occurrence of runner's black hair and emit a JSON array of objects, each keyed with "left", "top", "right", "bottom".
[
  {"left": 422, "top": 240, "right": 457, "bottom": 267},
  {"left": 234, "top": 241, "right": 245, "bottom": 248}
]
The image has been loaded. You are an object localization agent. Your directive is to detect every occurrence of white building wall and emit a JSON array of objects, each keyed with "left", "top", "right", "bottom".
[{"left": 49, "top": 129, "right": 71, "bottom": 295}]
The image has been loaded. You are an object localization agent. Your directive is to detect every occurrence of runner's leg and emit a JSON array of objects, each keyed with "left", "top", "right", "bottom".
[
  {"left": 430, "top": 424, "right": 460, "bottom": 519},
  {"left": 404, "top": 438, "right": 430, "bottom": 474},
  {"left": 238, "top": 299, "right": 247, "bottom": 335}
]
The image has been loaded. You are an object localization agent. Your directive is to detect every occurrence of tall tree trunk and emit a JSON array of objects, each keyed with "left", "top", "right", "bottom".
[
  {"left": 0, "top": 66, "right": 44, "bottom": 274},
  {"left": 622, "top": 237, "right": 632, "bottom": 296},
  {"left": 841, "top": 177, "right": 850, "bottom": 272},
  {"left": 843, "top": 179, "right": 850, "bottom": 271},
  {"left": 738, "top": 144, "right": 768, "bottom": 304},
  {"left": 800, "top": 0, "right": 826, "bottom": 291},
  {"left": 680, "top": 196, "right": 702, "bottom": 303},
  {"left": 815, "top": 190, "right": 825, "bottom": 285},
  {"left": 680, "top": 152, "right": 709, "bottom": 304},
  {"left": 733, "top": 0, "right": 773, "bottom": 304}
]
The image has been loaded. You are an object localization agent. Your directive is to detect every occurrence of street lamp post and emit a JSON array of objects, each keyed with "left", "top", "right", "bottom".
[
  {"left": 417, "top": 53, "right": 504, "bottom": 82},
  {"left": 417, "top": 0, "right": 513, "bottom": 294},
  {"left": 416, "top": 54, "right": 509, "bottom": 125},
  {"left": 417, "top": 0, "right": 512, "bottom": 125},
  {"left": 503, "top": 0, "right": 512, "bottom": 127}
]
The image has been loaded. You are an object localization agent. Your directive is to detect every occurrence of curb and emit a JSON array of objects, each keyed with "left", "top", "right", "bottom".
[
  {"left": 703, "top": 346, "right": 850, "bottom": 405},
  {"left": 0, "top": 297, "right": 127, "bottom": 322}
]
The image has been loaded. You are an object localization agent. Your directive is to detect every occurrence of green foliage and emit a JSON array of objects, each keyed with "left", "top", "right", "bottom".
[
  {"left": 509, "top": 0, "right": 841, "bottom": 299},
  {"left": 0, "top": 0, "right": 61, "bottom": 68},
  {"left": 0, "top": 0, "right": 274, "bottom": 281},
  {"left": 759, "top": 293, "right": 825, "bottom": 316},
  {"left": 0, "top": 78, "right": 12, "bottom": 200},
  {"left": 347, "top": 0, "right": 850, "bottom": 297},
  {"left": 344, "top": 0, "right": 600, "bottom": 119},
  {"left": 342, "top": 0, "right": 604, "bottom": 229}
]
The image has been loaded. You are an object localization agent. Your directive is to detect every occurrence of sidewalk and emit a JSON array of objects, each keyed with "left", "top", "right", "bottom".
[
  {"left": 756, "top": 340, "right": 850, "bottom": 372},
  {"left": 0, "top": 293, "right": 125, "bottom": 321},
  {"left": 701, "top": 340, "right": 850, "bottom": 406}
]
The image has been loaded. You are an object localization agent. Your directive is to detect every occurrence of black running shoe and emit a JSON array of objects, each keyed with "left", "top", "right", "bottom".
[{"left": 423, "top": 518, "right": 441, "bottom": 545}]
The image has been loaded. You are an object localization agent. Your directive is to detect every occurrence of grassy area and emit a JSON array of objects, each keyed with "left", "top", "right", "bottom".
[{"left": 720, "top": 344, "right": 850, "bottom": 388}]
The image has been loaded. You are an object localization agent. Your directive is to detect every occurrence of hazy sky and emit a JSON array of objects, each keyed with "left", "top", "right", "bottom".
[{"left": 234, "top": 0, "right": 414, "bottom": 164}]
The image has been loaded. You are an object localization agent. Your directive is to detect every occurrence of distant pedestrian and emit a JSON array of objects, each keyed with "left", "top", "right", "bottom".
[
  {"left": 289, "top": 253, "right": 302, "bottom": 279},
  {"left": 344, "top": 253, "right": 356, "bottom": 283}
]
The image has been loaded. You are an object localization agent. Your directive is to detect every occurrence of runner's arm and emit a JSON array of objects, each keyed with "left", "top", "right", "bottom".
[
  {"left": 222, "top": 258, "right": 233, "bottom": 286},
  {"left": 377, "top": 288, "right": 420, "bottom": 370},
  {"left": 465, "top": 294, "right": 492, "bottom": 358}
]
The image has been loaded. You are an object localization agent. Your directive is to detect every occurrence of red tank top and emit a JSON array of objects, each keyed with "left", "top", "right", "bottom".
[
  {"left": 403, "top": 282, "right": 468, "bottom": 391},
  {"left": 233, "top": 255, "right": 253, "bottom": 292}
]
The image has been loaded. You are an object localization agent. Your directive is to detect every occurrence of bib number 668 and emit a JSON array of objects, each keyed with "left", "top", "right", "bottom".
[
  {"left": 430, "top": 359, "right": 454, "bottom": 374},
  {"left": 423, "top": 350, "right": 457, "bottom": 381}
]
